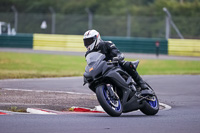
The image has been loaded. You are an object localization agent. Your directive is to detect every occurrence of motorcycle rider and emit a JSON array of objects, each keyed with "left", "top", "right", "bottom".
[{"left": 83, "top": 29, "right": 148, "bottom": 90}]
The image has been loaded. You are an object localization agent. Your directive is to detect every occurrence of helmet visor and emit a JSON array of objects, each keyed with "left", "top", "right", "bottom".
[{"left": 84, "top": 37, "right": 95, "bottom": 48}]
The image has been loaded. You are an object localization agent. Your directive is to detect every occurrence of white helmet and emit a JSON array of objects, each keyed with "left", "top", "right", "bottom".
[{"left": 83, "top": 29, "right": 101, "bottom": 51}]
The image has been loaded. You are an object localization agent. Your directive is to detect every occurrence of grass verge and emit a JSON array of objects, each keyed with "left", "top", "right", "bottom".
[
  {"left": 0, "top": 52, "right": 200, "bottom": 79},
  {"left": 8, "top": 106, "right": 26, "bottom": 112}
]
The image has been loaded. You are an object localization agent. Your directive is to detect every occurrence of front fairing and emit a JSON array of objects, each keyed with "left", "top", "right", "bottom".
[
  {"left": 84, "top": 52, "right": 107, "bottom": 89},
  {"left": 85, "top": 52, "right": 106, "bottom": 73},
  {"left": 84, "top": 52, "right": 134, "bottom": 95}
]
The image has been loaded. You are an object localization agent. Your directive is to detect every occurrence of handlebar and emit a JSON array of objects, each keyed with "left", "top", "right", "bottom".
[{"left": 107, "top": 60, "right": 119, "bottom": 65}]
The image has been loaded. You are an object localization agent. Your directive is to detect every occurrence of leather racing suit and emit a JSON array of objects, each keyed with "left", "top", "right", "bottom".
[{"left": 85, "top": 40, "right": 147, "bottom": 90}]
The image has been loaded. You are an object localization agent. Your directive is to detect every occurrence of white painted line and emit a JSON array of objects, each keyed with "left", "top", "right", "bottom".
[
  {"left": 27, "top": 108, "right": 58, "bottom": 115},
  {"left": 159, "top": 102, "right": 172, "bottom": 111},
  {"left": 26, "top": 102, "right": 172, "bottom": 115},
  {"left": 94, "top": 105, "right": 105, "bottom": 112},
  {"left": 2, "top": 88, "right": 94, "bottom": 95},
  {"left": 0, "top": 76, "right": 83, "bottom": 82},
  {"left": 94, "top": 102, "right": 172, "bottom": 112}
]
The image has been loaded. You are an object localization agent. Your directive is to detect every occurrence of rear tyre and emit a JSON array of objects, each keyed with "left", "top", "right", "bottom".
[
  {"left": 140, "top": 95, "right": 159, "bottom": 115},
  {"left": 140, "top": 83, "right": 159, "bottom": 115},
  {"left": 96, "top": 85, "right": 122, "bottom": 117}
]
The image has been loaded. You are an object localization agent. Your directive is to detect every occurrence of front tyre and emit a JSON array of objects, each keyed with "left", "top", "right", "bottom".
[{"left": 96, "top": 85, "right": 122, "bottom": 117}]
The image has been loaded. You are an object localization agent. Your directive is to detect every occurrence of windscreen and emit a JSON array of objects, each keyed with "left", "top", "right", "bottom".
[{"left": 86, "top": 52, "right": 106, "bottom": 65}]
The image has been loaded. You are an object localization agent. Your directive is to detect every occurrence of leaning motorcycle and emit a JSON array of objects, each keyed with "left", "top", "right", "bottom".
[{"left": 83, "top": 52, "right": 159, "bottom": 117}]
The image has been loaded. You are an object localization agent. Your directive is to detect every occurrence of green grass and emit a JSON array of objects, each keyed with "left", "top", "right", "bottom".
[
  {"left": 8, "top": 106, "right": 26, "bottom": 112},
  {"left": 0, "top": 52, "right": 200, "bottom": 79},
  {"left": 0, "top": 52, "right": 86, "bottom": 79},
  {"left": 135, "top": 59, "right": 200, "bottom": 75}
]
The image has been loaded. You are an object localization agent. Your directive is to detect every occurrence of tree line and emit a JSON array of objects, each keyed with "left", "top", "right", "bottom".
[
  {"left": 0, "top": 0, "right": 199, "bottom": 38},
  {"left": 0, "top": 0, "right": 199, "bottom": 17}
]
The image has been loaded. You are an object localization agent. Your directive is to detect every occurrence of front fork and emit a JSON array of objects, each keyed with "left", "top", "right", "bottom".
[{"left": 106, "top": 84, "right": 119, "bottom": 100}]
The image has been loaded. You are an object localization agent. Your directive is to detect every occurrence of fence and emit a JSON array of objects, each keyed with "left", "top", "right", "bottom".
[
  {"left": 0, "top": 34, "right": 33, "bottom": 48},
  {"left": 168, "top": 39, "right": 200, "bottom": 56},
  {"left": 33, "top": 34, "right": 85, "bottom": 52},
  {"left": 0, "top": 12, "right": 199, "bottom": 39},
  {"left": 102, "top": 36, "right": 168, "bottom": 54},
  {"left": 1, "top": 34, "right": 200, "bottom": 56},
  {"left": 0, "top": 33, "right": 168, "bottom": 55}
]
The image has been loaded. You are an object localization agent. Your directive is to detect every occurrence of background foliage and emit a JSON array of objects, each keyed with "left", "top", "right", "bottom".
[
  {"left": 1, "top": 0, "right": 200, "bottom": 16},
  {"left": 0, "top": 0, "right": 199, "bottom": 38}
]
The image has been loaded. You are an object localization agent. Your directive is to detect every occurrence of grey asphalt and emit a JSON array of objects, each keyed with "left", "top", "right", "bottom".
[
  {"left": 0, "top": 75, "right": 200, "bottom": 133},
  {"left": 1, "top": 48, "right": 200, "bottom": 133},
  {"left": 0, "top": 77, "right": 90, "bottom": 94}
]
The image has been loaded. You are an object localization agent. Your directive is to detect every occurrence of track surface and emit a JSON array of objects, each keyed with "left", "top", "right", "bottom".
[{"left": 0, "top": 75, "right": 200, "bottom": 133}]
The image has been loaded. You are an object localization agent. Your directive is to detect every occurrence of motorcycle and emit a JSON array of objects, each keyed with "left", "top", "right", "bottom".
[{"left": 83, "top": 52, "right": 159, "bottom": 117}]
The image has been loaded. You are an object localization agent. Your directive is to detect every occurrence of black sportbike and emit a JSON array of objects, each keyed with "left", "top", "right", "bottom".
[{"left": 83, "top": 52, "right": 159, "bottom": 117}]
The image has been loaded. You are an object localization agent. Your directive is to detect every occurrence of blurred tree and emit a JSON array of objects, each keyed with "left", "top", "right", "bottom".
[
  {"left": 0, "top": 0, "right": 199, "bottom": 38},
  {"left": 0, "top": 0, "right": 199, "bottom": 17}
]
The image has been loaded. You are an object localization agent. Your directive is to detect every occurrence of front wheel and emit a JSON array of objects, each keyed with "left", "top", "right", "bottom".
[{"left": 96, "top": 85, "right": 122, "bottom": 117}]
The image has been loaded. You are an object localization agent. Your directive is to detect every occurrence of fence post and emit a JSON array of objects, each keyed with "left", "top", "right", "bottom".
[
  {"left": 11, "top": 6, "right": 18, "bottom": 33},
  {"left": 127, "top": 13, "right": 131, "bottom": 37},
  {"left": 165, "top": 16, "right": 170, "bottom": 39},
  {"left": 85, "top": 8, "right": 93, "bottom": 30},
  {"left": 163, "top": 7, "right": 184, "bottom": 39},
  {"left": 49, "top": 7, "right": 56, "bottom": 34}
]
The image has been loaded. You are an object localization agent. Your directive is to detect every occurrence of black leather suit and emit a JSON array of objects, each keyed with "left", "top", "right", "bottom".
[
  {"left": 85, "top": 41, "right": 123, "bottom": 61},
  {"left": 85, "top": 40, "right": 147, "bottom": 89}
]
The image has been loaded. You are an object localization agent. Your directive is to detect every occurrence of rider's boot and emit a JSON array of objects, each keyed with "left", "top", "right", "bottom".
[
  {"left": 131, "top": 70, "right": 148, "bottom": 90},
  {"left": 121, "top": 61, "right": 148, "bottom": 91}
]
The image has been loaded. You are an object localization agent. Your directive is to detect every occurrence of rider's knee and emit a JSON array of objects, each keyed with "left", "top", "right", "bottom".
[{"left": 121, "top": 61, "right": 136, "bottom": 73}]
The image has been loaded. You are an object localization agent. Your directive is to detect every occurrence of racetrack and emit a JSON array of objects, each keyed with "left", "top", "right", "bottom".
[
  {"left": 0, "top": 48, "right": 200, "bottom": 133},
  {"left": 0, "top": 75, "right": 200, "bottom": 133}
]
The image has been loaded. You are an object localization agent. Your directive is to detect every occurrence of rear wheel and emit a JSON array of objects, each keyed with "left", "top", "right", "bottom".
[
  {"left": 140, "top": 83, "right": 159, "bottom": 115},
  {"left": 140, "top": 95, "right": 159, "bottom": 115},
  {"left": 96, "top": 84, "right": 122, "bottom": 117}
]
